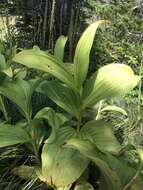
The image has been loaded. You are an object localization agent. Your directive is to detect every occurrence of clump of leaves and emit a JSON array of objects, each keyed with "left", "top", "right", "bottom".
[{"left": 0, "top": 20, "right": 142, "bottom": 190}]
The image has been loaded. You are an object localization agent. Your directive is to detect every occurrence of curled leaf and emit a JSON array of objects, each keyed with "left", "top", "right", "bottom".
[{"left": 100, "top": 105, "right": 127, "bottom": 116}]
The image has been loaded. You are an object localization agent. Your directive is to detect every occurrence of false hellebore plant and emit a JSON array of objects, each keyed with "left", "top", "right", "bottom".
[{"left": 0, "top": 20, "right": 142, "bottom": 190}]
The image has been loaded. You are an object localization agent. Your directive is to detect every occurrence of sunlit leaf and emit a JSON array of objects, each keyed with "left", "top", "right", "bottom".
[
  {"left": 65, "top": 139, "right": 122, "bottom": 190},
  {"left": 54, "top": 35, "right": 68, "bottom": 61},
  {"left": 3, "top": 67, "right": 13, "bottom": 77},
  {"left": 13, "top": 48, "right": 74, "bottom": 89},
  {"left": 138, "top": 149, "right": 143, "bottom": 161},
  {"left": 40, "top": 127, "right": 89, "bottom": 187},
  {"left": 83, "top": 64, "right": 141, "bottom": 107},
  {"left": 74, "top": 20, "right": 108, "bottom": 89},
  {"left": 80, "top": 120, "right": 121, "bottom": 153}
]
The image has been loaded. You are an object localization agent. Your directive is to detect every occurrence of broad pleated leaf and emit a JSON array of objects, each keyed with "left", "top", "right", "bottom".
[
  {"left": 83, "top": 64, "right": 141, "bottom": 107},
  {"left": 45, "top": 138, "right": 143, "bottom": 189},
  {"left": 74, "top": 20, "right": 107, "bottom": 89},
  {"left": 70, "top": 141, "right": 141, "bottom": 189},
  {"left": 100, "top": 147, "right": 143, "bottom": 189},
  {"left": 54, "top": 36, "right": 68, "bottom": 61},
  {"left": 80, "top": 120, "right": 121, "bottom": 153},
  {"left": 40, "top": 127, "right": 89, "bottom": 187},
  {"left": 13, "top": 47, "right": 74, "bottom": 89},
  {"left": 100, "top": 105, "right": 127, "bottom": 116},
  {"left": 41, "top": 144, "right": 89, "bottom": 187},
  {"left": 0, "top": 124, "right": 30, "bottom": 147},
  {"left": 39, "top": 81, "right": 81, "bottom": 118},
  {"left": 65, "top": 139, "right": 122, "bottom": 190},
  {"left": 0, "top": 79, "right": 38, "bottom": 120}
]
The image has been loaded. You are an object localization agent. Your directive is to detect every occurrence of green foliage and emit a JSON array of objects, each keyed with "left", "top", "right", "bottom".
[
  {"left": 84, "top": 0, "right": 143, "bottom": 72},
  {"left": 82, "top": 64, "right": 141, "bottom": 108},
  {"left": 39, "top": 81, "right": 81, "bottom": 118},
  {"left": 80, "top": 120, "right": 121, "bottom": 153},
  {"left": 0, "top": 20, "right": 142, "bottom": 190},
  {"left": 74, "top": 20, "right": 107, "bottom": 89},
  {"left": 0, "top": 79, "right": 33, "bottom": 121},
  {"left": 40, "top": 127, "right": 89, "bottom": 187},
  {"left": 54, "top": 36, "right": 68, "bottom": 61},
  {"left": 0, "top": 124, "right": 30, "bottom": 147},
  {"left": 13, "top": 47, "right": 74, "bottom": 89}
]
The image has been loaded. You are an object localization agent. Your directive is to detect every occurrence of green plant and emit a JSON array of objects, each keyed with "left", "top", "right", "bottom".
[{"left": 0, "top": 20, "right": 142, "bottom": 190}]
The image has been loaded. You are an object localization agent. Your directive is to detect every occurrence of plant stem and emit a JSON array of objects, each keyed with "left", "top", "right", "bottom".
[
  {"left": 77, "top": 113, "right": 82, "bottom": 132},
  {"left": 95, "top": 100, "right": 103, "bottom": 120},
  {"left": 0, "top": 95, "right": 8, "bottom": 121},
  {"left": 32, "top": 140, "right": 39, "bottom": 161},
  {"left": 137, "top": 59, "right": 142, "bottom": 119}
]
